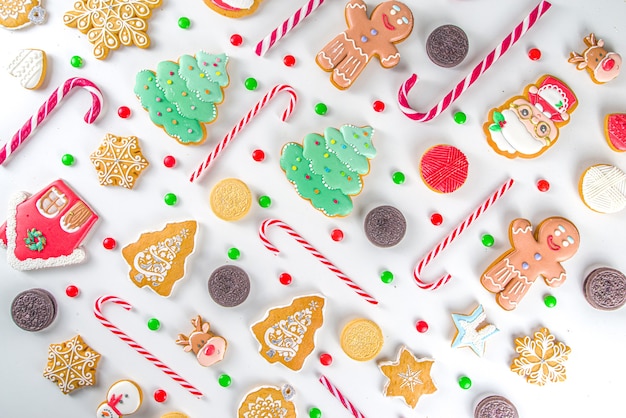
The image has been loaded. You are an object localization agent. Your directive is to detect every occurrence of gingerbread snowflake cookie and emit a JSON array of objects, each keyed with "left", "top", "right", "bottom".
[
  {"left": 90, "top": 134, "right": 149, "bottom": 189},
  {"left": 511, "top": 327, "right": 570, "bottom": 386},
  {"left": 44, "top": 335, "right": 101, "bottom": 394},
  {"left": 316, "top": 0, "right": 414, "bottom": 89},
  {"left": 63, "top": 0, "right": 162, "bottom": 59}
]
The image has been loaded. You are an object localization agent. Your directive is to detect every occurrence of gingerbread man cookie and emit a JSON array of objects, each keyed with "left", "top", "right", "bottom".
[
  {"left": 481, "top": 217, "right": 580, "bottom": 310},
  {"left": 316, "top": 0, "right": 413, "bottom": 90}
]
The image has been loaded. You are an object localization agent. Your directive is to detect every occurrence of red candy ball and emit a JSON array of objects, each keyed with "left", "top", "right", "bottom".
[
  {"left": 163, "top": 155, "right": 176, "bottom": 168},
  {"left": 430, "top": 213, "right": 443, "bottom": 226},
  {"left": 252, "top": 149, "right": 265, "bottom": 162},
  {"left": 117, "top": 106, "right": 131, "bottom": 119},
  {"left": 102, "top": 237, "right": 116, "bottom": 250},
  {"left": 279, "top": 273, "right": 292, "bottom": 285},
  {"left": 319, "top": 353, "right": 333, "bottom": 366},
  {"left": 537, "top": 179, "right": 550, "bottom": 192},
  {"left": 330, "top": 228, "right": 344, "bottom": 242},
  {"left": 416, "top": 320, "right": 429, "bottom": 333},
  {"left": 65, "top": 285, "right": 79, "bottom": 298},
  {"left": 283, "top": 55, "right": 296, "bottom": 67},
  {"left": 373, "top": 100, "right": 385, "bottom": 112},
  {"left": 153, "top": 389, "right": 167, "bottom": 403},
  {"left": 230, "top": 34, "right": 243, "bottom": 46},
  {"left": 528, "top": 48, "right": 541, "bottom": 61}
]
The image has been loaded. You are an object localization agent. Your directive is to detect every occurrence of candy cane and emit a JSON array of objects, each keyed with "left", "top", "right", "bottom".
[
  {"left": 254, "top": 0, "right": 326, "bottom": 57},
  {"left": 190, "top": 84, "right": 297, "bottom": 182},
  {"left": 260, "top": 219, "right": 378, "bottom": 305},
  {"left": 0, "top": 77, "right": 103, "bottom": 165},
  {"left": 94, "top": 295, "right": 204, "bottom": 398},
  {"left": 414, "top": 178, "right": 514, "bottom": 290},
  {"left": 319, "top": 375, "right": 367, "bottom": 418},
  {"left": 398, "top": 0, "right": 551, "bottom": 122}
]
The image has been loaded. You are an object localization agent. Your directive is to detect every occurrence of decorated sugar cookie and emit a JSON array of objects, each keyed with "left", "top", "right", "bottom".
[
  {"left": 122, "top": 220, "right": 197, "bottom": 297},
  {"left": 419, "top": 144, "right": 468, "bottom": 193},
  {"left": 511, "top": 327, "right": 570, "bottom": 386},
  {"left": 316, "top": 0, "right": 414, "bottom": 89},
  {"left": 90, "top": 134, "right": 149, "bottom": 189},
  {"left": 0, "top": 179, "right": 99, "bottom": 270},
  {"left": 175, "top": 315, "right": 227, "bottom": 367},
  {"left": 378, "top": 346, "right": 437, "bottom": 408},
  {"left": 203, "top": 0, "right": 263, "bottom": 18},
  {"left": 64, "top": 0, "right": 162, "bottom": 59},
  {"left": 134, "top": 52, "right": 229, "bottom": 145},
  {"left": 579, "top": 164, "right": 626, "bottom": 214},
  {"left": 44, "top": 335, "right": 101, "bottom": 394},
  {"left": 568, "top": 33, "right": 621, "bottom": 84},
  {"left": 280, "top": 125, "right": 376, "bottom": 217},
  {"left": 605, "top": 113, "right": 626, "bottom": 152},
  {"left": 96, "top": 380, "right": 143, "bottom": 418},
  {"left": 484, "top": 75, "right": 577, "bottom": 159},
  {"left": 450, "top": 304, "right": 498, "bottom": 357},
  {"left": 6, "top": 49, "right": 47, "bottom": 89},
  {"left": 237, "top": 385, "right": 296, "bottom": 418},
  {"left": 251, "top": 295, "right": 325, "bottom": 371},
  {"left": 0, "top": 0, "right": 46, "bottom": 30},
  {"left": 481, "top": 217, "right": 580, "bottom": 311}
]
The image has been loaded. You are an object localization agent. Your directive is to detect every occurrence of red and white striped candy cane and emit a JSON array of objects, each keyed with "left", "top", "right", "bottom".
[
  {"left": 319, "top": 375, "right": 367, "bottom": 418},
  {"left": 189, "top": 84, "right": 297, "bottom": 182},
  {"left": 260, "top": 218, "right": 378, "bottom": 305},
  {"left": 94, "top": 295, "right": 203, "bottom": 398},
  {"left": 414, "top": 178, "right": 514, "bottom": 290},
  {"left": 254, "top": 0, "right": 326, "bottom": 57},
  {"left": 0, "top": 77, "right": 103, "bottom": 165},
  {"left": 398, "top": 0, "right": 551, "bottom": 122}
]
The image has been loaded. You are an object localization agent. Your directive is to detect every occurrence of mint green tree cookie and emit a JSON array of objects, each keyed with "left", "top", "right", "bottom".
[
  {"left": 134, "top": 52, "right": 229, "bottom": 145},
  {"left": 280, "top": 125, "right": 376, "bottom": 217}
]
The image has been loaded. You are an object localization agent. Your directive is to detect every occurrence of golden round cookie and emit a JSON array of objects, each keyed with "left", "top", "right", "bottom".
[
  {"left": 340, "top": 318, "right": 384, "bottom": 361},
  {"left": 210, "top": 178, "right": 252, "bottom": 221},
  {"left": 161, "top": 413, "right": 189, "bottom": 418}
]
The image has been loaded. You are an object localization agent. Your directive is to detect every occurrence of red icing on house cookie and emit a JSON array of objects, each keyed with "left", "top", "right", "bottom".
[
  {"left": 0, "top": 179, "right": 98, "bottom": 270},
  {"left": 605, "top": 113, "right": 626, "bottom": 152},
  {"left": 419, "top": 144, "right": 468, "bottom": 193}
]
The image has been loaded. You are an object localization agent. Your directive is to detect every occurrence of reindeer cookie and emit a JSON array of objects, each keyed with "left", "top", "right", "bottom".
[
  {"left": 176, "top": 315, "right": 227, "bottom": 367},
  {"left": 316, "top": 0, "right": 414, "bottom": 90},
  {"left": 481, "top": 217, "right": 580, "bottom": 311},
  {"left": 569, "top": 33, "right": 621, "bottom": 84}
]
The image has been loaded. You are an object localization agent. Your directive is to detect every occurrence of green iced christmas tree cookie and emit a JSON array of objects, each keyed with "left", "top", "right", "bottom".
[
  {"left": 280, "top": 125, "right": 376, "bottom": 217},
  {"left": 134, "top": 52, "right": 229, "bottom": 145}
]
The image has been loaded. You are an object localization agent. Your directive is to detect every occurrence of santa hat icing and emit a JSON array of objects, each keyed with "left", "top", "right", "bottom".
[{"left": 528, "top": 76, "right": 576, "bottom": 123}]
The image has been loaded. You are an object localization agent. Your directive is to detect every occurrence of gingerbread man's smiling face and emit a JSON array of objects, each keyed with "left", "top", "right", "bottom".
[
  {"left": 536, "top": 218, "right": 580, "bottom": 261},
  {"left": 370, "top": 1, "right": 414, "bottom": 42}
]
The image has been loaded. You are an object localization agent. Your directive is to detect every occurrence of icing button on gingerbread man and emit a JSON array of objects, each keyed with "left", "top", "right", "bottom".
[
  {"left": 480, "top": 217, "right": 580, "bottom": 311},
  {"left": 316, "top": 0, "right": 414, "bottom": 90}
]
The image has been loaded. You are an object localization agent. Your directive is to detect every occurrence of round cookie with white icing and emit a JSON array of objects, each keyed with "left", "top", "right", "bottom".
[
  {"left": 134, "top": 52, "right": 229, "bottom": 145},
  {"left": 96, "top": 380, "right": 143, "bottom": 418},
  {"left": 579, "top": 164, "right": 626, "bottom": 213}
]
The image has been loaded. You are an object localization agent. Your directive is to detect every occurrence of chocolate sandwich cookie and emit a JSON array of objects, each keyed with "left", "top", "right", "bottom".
[
  {"left": 426, "top": 24, "right": 469, "bottom": 68},
  {"left": 583, "top": 267, "right": 626, "bottom": 311},
  {"left": 364, "top": 205, "right": 406, "bottom": 247},
  {"left": 209, "top": 265, "right": 251, "bottom": 307},
  {"left": 11, "top": 288, "right": 57, "bottom": 331},
  {"left": 474, "top": 395, "right": 519, "bottom": 418}
]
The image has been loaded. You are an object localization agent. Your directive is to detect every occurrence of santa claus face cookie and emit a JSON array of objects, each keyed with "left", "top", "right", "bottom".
[{"left": 484, "top": 75, "right": 577, "bottom": 159}]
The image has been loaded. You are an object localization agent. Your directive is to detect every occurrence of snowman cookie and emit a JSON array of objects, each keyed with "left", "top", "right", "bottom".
[
  {"left": 316, "top": 0, "right": 414, "bottom": 90},
  {"left": 96, "top": 380, "right": 143, "bottom": 418},
  {"left": 481, "top": 217, "right": 580, "bottom": 310},
  {"left": 484, "top": 75, "right": 578, "bottom": 159}
]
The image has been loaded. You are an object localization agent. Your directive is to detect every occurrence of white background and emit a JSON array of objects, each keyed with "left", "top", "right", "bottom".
[{"left": 1, "top": 0, "right": 625, "bottom": 417}]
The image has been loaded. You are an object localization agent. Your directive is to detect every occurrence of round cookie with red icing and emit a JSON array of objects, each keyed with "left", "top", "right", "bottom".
[
  {"left": 203, "top": 0, "right": 263, "bottom": 18},
  {"left": 419, "top": 144, "right": 468, "bottom": 193},
  {"left": 605, "top": 113, "right": 626, "bottom": 152}
]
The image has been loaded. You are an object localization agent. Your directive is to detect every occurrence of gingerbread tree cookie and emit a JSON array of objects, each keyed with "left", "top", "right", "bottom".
[
  {"left": 135, "top": 52, "right": 229, "bottom": 145},
  {"left": 280, "top": 125, "right": 376, "bottom": 217},
  {"left": 316, "top": 0, "right": 414, "bottom": 89}
]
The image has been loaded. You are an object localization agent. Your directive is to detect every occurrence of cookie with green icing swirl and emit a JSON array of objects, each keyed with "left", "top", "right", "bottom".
[
  {"left": 280, "top": 125, "right": 376, "bottom": 217},
  {"left": 134, "top": 52, "right": 229, "bottom": 145}
]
